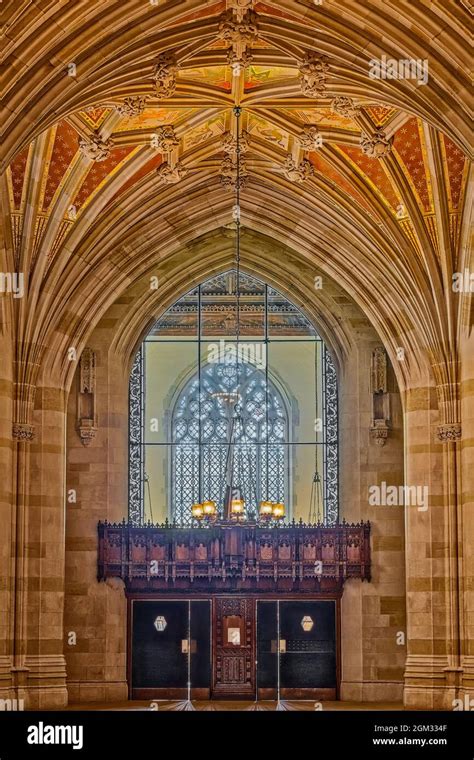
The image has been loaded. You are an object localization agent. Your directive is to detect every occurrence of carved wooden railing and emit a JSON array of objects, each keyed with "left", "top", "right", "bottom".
[{"left": 98, "top": 520, "right": 371, "bottom": 594}]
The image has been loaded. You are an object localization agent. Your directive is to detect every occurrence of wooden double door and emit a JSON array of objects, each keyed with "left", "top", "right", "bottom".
[{"left": 130, "top": 596, "right": 338, "bottom": 700}]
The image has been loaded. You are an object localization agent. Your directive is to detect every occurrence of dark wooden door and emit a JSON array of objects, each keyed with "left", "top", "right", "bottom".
[
  {"left": 256, "top": 599, "right": 337, "bottom": 700},
  {"left": 130, "top": 599, "right": 211, "bottom": 699},
  {"left": 212, "top": 597, "right": 256, "bottom": 698},
  {"left": 280, "top": 600, "right": 337, "bottom": 699}
]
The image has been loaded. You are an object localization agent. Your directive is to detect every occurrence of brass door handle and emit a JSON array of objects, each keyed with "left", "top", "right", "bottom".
[{"left": 182, "top": 639, "right": 197, "bottom": 653}]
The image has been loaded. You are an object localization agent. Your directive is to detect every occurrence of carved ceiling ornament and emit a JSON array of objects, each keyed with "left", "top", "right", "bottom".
[
  {"left": 115, "top": 95, "right": 148, "bottom": 117},
  {"left": 221, "top": 129, "right": 250, "bottom": 154},
  {"left": 331, "top": 96, "right": 360, "bottom": 119},
  {"left": 227, "top": 48, "right": 253, "bottom": 76},
  {"left": 218, "top": 9, "right": 259, "bottom": 58},
  {"left": 360, "top": 130, "right": 393, "bottom": 158},
  {"left": 152, "top": 52, "right": 180, "bottom": 99},
  {"left": 226, "top": 0, "right": 256, "bottom": 22},
  {"left": 157, "top": 161, "right": 188, "bottom": 184},
  {"left": 299, "top": 52, "right": 330, "bottom": 97},
  {"left": 79, "top": 133, "right": 114, "bottom": 162},
  {"left": 219, "top": 156, "right": 249, "bottom": 189},
  {"left": 153, "top": 124, "right": 180, "bottom": 153},
  {"left": 298, "top": 124, "right": 323, "bottom": 151},
  {"left": 436, "top": 423, "right": 462, "bottom": 442},
  {"left": 283, "top": 155, "right": 314, "bottom": 183}
]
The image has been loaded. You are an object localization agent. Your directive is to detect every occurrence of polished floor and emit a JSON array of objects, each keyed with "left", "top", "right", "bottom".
[{"left": 63, "top": 699, "right": 406, "bottom": 711}]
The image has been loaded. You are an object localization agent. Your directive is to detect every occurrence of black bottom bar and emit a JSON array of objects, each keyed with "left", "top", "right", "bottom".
[{"left": 0, "top": 709, "right": 470, "bottom": 758}]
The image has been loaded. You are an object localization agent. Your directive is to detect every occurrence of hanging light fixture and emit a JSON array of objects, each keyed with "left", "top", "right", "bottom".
[
  {"left": 259, "top": 500, "right": 273, "bottom": 520},
  {"left": 191, "top": 502, "right": 204, "bottom": 521},
  {"left": 202, "top": 500, "right": 217, "bottom": 519},
  {"left": 272, "top": 502, "right": 285, "bottom": 520},
  {"left": 228, "top": 104, "right": 247, "bottom": 523},
  {"left": 190, "top": 104, "right": 287, "bottom": 526}
]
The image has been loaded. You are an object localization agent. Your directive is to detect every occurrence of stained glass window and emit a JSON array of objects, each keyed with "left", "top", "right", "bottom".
[
  {"left": 172, "top": 361, "right": 288, "bottom": 524},
  {"left": 128, "top": 270, "right": 339, "bottom": 526}
]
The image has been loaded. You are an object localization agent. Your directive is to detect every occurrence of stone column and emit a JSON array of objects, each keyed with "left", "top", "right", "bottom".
[
  {"left": 0, "top": 331, "right": 14, "bottom": 702},
  {"left": 340, "top": 340, "right": 406, "bottom": 703},
  {"left": 403, "top": 380, "right": 459, "bottom": 709},
  {"left": 20, "top": 383, "right": 68, "bottom": 709},
  {"left": 460, "top": 326, "right": 474, "bottom": 701}
]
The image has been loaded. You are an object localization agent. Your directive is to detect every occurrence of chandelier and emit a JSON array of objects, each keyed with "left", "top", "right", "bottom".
[{"left": 191, "top": 106, "right": 285, "bottom": 526}]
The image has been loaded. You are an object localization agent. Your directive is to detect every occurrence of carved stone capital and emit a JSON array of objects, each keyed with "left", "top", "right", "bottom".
[
  {"left": 115, "top": 96, "right": 148, "bottom": 117},
  {"left": 299, "top": 53, "right": 330, "bottom": 97},
  {"left": 12, "top": 423, "right": 35, "bottom": 442},
  {"left": 283, "top": 155, "right": 314, "bottom": 183},
  {"left": 79, "top": 134, "right": 114, "bottom": 162},
  {"left": 157, "top": 161, "right": 187, "bottom": 184},
  {"left": 436, "top": 423, "right": 462, "bottom": 442},
  {"left": 360, "top": 130, "right": 393, "bottom": 158},
  {"left": 298, "top": 125, "right": 322, "bottom": 151},
  {"left": 331, "top": 96, "right": 360, "bottom": 119},
  {"left": 152, "top": 125, "right": 180, "bottom": 153},
  {"left": 152, "top": 52, "right": 180, "bottom": 99}
]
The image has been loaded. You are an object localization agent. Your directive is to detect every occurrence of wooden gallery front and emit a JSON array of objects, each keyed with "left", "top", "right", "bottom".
[{"left": 98, "top": 521, "right": 371, "bottom": 701}]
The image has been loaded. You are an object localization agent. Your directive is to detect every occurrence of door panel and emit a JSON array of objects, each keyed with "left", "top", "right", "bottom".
[
  {"left": 130, "top": 597, "right": 336, "bottom": 700},
  {"left": 256, "top": 601, "right": 278, "bottom": 698},
  {"left": 280, "top": 600, "right": 336, "bottom": 698},
  {"left": 212, "top": 597, "right": 255, "bottom": 698},
  {"left": 131, "top": 600, "right": 211, "bottom": 699},
  {"left": 190, "top": 600, "right": 211, "bottom": 693},
  {"left": 256, "top": 600, "right": 337, "bottom": 699}
]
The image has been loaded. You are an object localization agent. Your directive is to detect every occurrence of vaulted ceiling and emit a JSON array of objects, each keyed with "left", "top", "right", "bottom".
[{"left": 1, "top": 0, "right": 472, "bottom": 398}]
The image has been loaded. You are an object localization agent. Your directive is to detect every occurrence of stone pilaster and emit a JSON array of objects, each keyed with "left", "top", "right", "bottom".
[
  {"left": 21, "top": 384, "right": 68, "bottom": 708},
  {"left": 64, "top": 339, "right": 129, "bottom": 704},
  {"left": 403, "top": 383, "right": 459, "bottom": 709},
  {"left": 0, "top": 332, "right": 14, "bottom": 701},
  {"left": 340, "top": 340, "right": 406, "bottom": 703},
  {"left": 459, "top": 327, "right": 474, "bottom": 699}
]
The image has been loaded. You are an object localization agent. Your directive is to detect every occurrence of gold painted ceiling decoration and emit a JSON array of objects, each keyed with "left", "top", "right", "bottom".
[
  {"left": 0, "top": 4, "right": 470, "bottom": 325},
  {"left": 4, "top": 1, "right": 469, "bottom": 250},
  {"left": 0, "top": 0, "right": 470, "bottom": 407}
]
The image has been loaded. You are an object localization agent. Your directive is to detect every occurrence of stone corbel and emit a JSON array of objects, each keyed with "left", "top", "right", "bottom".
[
  {"left": 77, "top": 348, "right": 97, "bottom": 446},
  {"left": 370, "top": 419, "right": 390, "bottom": 447},
  {"left": 370, "top": 346, "right": 391, "bottom": 446}
]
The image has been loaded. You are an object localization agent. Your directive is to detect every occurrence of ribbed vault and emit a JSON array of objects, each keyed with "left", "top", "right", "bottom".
[{"left": 0, "top": 0, "right": 471, "bottom": 432}]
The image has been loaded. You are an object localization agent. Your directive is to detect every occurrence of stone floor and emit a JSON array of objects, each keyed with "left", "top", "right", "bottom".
[{"left": 63, "top": 700, "right": 406, "bottom": 711}]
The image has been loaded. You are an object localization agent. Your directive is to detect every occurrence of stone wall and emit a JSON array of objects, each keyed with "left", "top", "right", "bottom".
[{"left": 340, "top": 337, "right": 405, "bottom": 702}]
